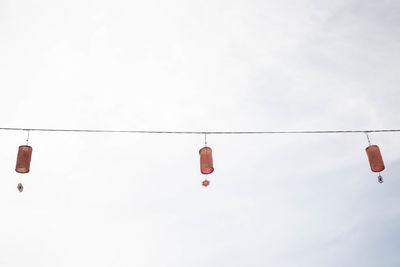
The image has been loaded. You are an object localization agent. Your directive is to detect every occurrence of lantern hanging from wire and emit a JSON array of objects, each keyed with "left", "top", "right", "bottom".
[
  {"left": 199, "top": 134, "right": 214, "bottom": 186},
  {"left": 15, "top": 131, "right": 32, "bottom": 192},
  {"left": 16, "top": 145, "right": 33, "bottom": 173},
  {"left": 365, "top": 133, "right": 384, "bottom": 183}
]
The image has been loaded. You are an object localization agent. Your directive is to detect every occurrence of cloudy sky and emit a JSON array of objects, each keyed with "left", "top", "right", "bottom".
[{"left": 0, "top": 0, "right": 400, "bottom": 266}]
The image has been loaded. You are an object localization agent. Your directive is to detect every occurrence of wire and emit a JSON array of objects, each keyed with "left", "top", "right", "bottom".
[
  {"left": 365, "top": 132, "right": 372, "bottom": 146},
  {"left": 26, "top": 130, "right": 30, "bottom": 145},
  {"left": 0, "top": 127, "right": 399, "bottom": 135}
]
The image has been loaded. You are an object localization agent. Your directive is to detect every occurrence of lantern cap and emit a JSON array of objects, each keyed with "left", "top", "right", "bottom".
[
  {"left": 199, "top": 146, "right": 212, "bottom": 154},
  {"left": 365, "top": 144, "right": 379, "bottom": 150},
  {"left": 18, "top": 145, "right": 32, "bottom": 149}
]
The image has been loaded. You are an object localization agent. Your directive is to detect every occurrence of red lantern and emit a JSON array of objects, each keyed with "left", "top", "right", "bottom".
[
  {"left": 199, "top": 147, "right": 214, "bottom": 175},
  {"left": 366, "top": 145, "right": 385, "bottom": 172},
  {"left": 16, "top": 145, "right": 33, "bottom": 173}
]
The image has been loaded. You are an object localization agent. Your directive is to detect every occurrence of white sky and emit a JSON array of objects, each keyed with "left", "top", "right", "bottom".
[{"left": 1, "top": 0, "right": 400, "bottom": 266}]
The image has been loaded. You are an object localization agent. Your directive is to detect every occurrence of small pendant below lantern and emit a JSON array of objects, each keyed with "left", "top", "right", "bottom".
[
  {"left": 17, "top": 183, "right": 24, "bottom": 192},
  {"left": 202, "top": 180, "right": 210, "bottom": 187}
]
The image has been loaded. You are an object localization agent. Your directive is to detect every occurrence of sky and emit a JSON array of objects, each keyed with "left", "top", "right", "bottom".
[{"left": 0, "top": 0, "right": 400, "bottom": 266}]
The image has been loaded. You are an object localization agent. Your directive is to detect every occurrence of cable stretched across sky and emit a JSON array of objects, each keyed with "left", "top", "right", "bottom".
[
  {"left": 0, "top": 127, "right": 399, "bottom": 135},
  {"left": 5, "top": 125, "right": 394, "bottom": 187}
]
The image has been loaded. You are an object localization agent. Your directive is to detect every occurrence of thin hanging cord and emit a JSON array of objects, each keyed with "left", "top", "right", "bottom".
[
  {"left": 365, "top": 132, "right": 372, "bottom": 146},
  {"left": 0, "top": 127, "right": 399, "bottom": 135},
  {"left": 205, "top": 134, "right": 207, "bottom": 146},
  {"left": 26, "top": 130, "right": 30, "bottom": 145}
]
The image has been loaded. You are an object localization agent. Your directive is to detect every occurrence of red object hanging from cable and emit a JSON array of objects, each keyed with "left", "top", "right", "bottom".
[
  {"left": 199, "top": 147, "right": 214, "bottom": 175},
  {"left": 16, "top": 145, "right": 33, "bottom": 173},
  {"left": 366, "top": 145, "right": 385, "bottom": 172}
]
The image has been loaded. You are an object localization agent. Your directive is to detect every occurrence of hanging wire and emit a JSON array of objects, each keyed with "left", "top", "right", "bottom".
[
  {"left": 205, "top": 134, "right": 207, "bottom": 146},
  {"left": 0, "top": 127, "right": 399, "bottom": 135},
  {"left": 26, "top": 130, "right": 30, "bottom": 145},
  {"left": 365, "top": 132, "right": 372, "bottom": 146}
]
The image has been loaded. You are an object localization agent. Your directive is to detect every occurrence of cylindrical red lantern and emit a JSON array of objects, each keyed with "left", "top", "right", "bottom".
[
  {"left": 366, "top": 145, "right": 385, "bottom": 172},
  {"left": 16, "top": 145, "right": 33, "bottom": 173},
  {"left": 199, "top": 146, "right": 214, "bottom": 175}
]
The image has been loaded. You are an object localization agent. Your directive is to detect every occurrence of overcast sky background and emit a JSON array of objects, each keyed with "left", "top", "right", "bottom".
[{"left": 0, "top": 0, "right": 400, "bottom": 266}]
